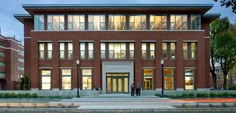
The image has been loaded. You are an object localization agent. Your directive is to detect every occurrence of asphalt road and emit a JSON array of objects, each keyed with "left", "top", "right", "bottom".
[{"left": 0, "top": 108, "right": 236, "bottom": 113}]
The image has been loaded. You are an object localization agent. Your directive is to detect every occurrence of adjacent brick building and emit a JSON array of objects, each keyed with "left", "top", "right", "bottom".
[
  {"left": 0, "top": 34, "right": 24, "bottom": 90},
  {"left": 15, "top": 4, "right": 218, "bottom": 93}
]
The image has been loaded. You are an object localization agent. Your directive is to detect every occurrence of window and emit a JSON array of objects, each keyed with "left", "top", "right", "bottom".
[
  {"left": 162, "top": 43, "right": 167, "bottom": 58},
  {"left": 183, "top": 43, "right": 188, "bottom": 59},
  {"left": 185, "top": 69, "right": 194, "bottom": 90},
  {"left": 18, "top": 58, "right": 24, "bottom": 63},
  {"left": 80, "top": 43, "right": 85, "bottom": 59},
  {"left": 108, "top": 15, "right": 126, "bottom": 30},
  {"left": 150, "top": 15, "right": 167, "bottom": 30},
  {"left": 164, "top": 68, "right": 174, "bottom": 90},
  {"left": 0, "top": 52, "right": 5, "bottom": 57},
  {"left": 0, "top": 72, "right": 5, "bottom": 78},
  {"left": 142, "top": 43, "right": 147, "bottom": 59},
  {"left": 100, "top": 43, "right": 106, "bottom": 59},
  {"left": 61, "top": 69, "right": 72, "bottom": 90},
  {"left": 47, "top": 15, "right": 64, "bottom": 30},
  {"left": 68, "top": 43, "right": 73, "bottom": 59},
  {"left": 59, "top": 43, "right": 65, "bottom": 59},
  {"left": 88, "top": 43, "right": 94, "bottom": 59},
  {"left": 82, "top": 69, "right": 92, "bottom": 90},
  {"left": 18, "top": 50, "right": 24, "bottom": 55},
  {"left": 170, "top": 15, "right": 188, "bottom": 30},
  {"left": 143, "top": 69, "right": 153, "bottom": 90},
  {"left": 34, "top": 15, "right": 44, "bottom": 30},
  {"left": 129, "top": 15, "right": 146, "bottom": 30},
  {"left": 47, "top": 43, "right": 52, "bottom": 59},
  {"left": 88, "top": 15, "right": 105, "bottom": 30},
  {"left": 68, "top": 15, "right": 85, "bottom": 30},
  {"left": 170, "top": 43, "right": 176, "bottom": 58},
  {"left": 109, "top": 43, "right": 126, "bottom": 59},
  {"left": 150, "top": 43, "right": 155, "bottom": 59},
  {"left": 129, "top": 43, "right": 135, "bottom": 59},
  {"left": 0, "top": 42, "right": 4, "bottom": 46},
  {"left": 191, "top": 15, "right": 201, "bottom": 30},
  {"left": 39, "top": 43, "right": 45, "bottom": 59},
  {"left": 191, "top": 43, "right": 197, "bottom": 59},
  {"left": 18, "top": 66, "right": 24, "bottom": 71},
  {"left": 0, "top": 62, "right": 5, "bottom": 67},
  {"left": 41, "top": 70, "right": 51, "bottom": 90}
]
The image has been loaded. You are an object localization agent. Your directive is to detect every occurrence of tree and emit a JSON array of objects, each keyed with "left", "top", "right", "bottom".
[
  {"left": 19, "top": 76, "right": 31, "bottom": 90},
  {"left": 210, "top": 18, "right": 230, "bottom": 89},
  {"left": 214, "top": 0, "right": 236, "bottom": 13},
  {"left": 215, "top": 25, "right": 236, "bottom": 90}
]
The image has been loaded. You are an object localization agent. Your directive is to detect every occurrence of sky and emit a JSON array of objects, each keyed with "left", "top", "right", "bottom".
[{"left": 0, "top": 0, "right": 235, "bottom": 42}]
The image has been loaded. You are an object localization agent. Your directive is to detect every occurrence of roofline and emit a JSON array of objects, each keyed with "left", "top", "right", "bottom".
[
  {"left": 22, "top": 4, "right": 214, "bottom": 9},
  {"left": 203, "top": 13, "right": 221, "bottom": 18},
  {"left": 13, "top": 14, "right": 32, "bottom": 18}
]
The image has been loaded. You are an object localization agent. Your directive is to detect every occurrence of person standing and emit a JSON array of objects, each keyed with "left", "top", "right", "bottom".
[
  {"left": 131, "top": 82, "right": 136, "bottom": 96},
  {"left": 136, "top": 82, "right": 141, "bottom": 96}
]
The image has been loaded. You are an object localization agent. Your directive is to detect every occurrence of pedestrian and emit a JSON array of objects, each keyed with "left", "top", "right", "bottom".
[
  {"left": 136, "top": 82, "right": 141, "bottom": 96},
  {"left": 131, "top": 82, "right": 136, "bottom": 96}
]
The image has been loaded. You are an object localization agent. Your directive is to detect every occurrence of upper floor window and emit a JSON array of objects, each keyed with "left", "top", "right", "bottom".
[
  {"left": 108, "top": 15, "right": 126, "bottom": 30},
  {"left": 183, "top": 42, "right": 197, "bottom": 59},
  {"left": 88, "top": 43, "right": 94, "bottom": 59},
  {"left": 150, "top": 15, "right": 167, "bottom": 30},
  {"left": 170, "top": 15, "right": 187, "bottom": 30},
  {"left": 162, "top": 42, "right": 176, "bottom": 59},
  {"left": 109, "top": 43, "right": 126, "bottom": 59},
  {"left": 0, "top": 52, "right": 5, "bottom": 57},
  {"left": 191, "top": 15, "right": 201, "bottom": 30},
  {"left": 47, "top": 43, "right": 52, "bottom": 59},
  {"left": 100, "top": 43, "right": 106, "bottom": 59},
  {"left": 80, "top": 42, "right": 85, "bottom": 59},
  {"left": 34, "top": 15, "right": 44, "bottom": 30},
  {"left": 59, "top": 42, "right": 73, "bottom": 59},
  {"left": 68, "top": 15, "right": 85, "bottom": 30},
  {"left": 18, "top": 58, "right": 24, "bottom": 63},
  {"left": 47, "top": 15, "right": 64, "bottom": 30},
  {"left": 0, "top": 62, "right": 5, "bottom": 67},
  {"left": 88, "top": 15, "right": 105, "bottom": 30},
  {"left": 129, "top": 43, "right": 135, "bottom": 59},
  {"left": 142, "top": 42, "right": 155, "bottom": 59},
  {"left": 129, "top": 15, "right": 146, "bottom": 30},
  {"left": 39, "top": 42, "right": 52, "bottom": 60}
]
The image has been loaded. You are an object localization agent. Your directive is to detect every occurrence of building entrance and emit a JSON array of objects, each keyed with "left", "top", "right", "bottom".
[{"left": 106, "top": 73, "right": 129, "bottom": 93}]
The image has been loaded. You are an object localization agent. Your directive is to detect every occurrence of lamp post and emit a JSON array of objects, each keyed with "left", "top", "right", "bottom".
[
  {"left": 76, "top": 60, "right": 80, "bottom": 97},
  {"left": 160, "top": 60, "right": 164, "bottom": 96}
]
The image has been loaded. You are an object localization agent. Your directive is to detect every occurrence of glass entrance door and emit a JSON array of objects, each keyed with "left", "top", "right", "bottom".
[{"left": 106, "top": 73, "right": 129, "bottom": 93}]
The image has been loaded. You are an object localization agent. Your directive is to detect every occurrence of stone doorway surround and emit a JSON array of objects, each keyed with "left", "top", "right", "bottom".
[{"left": 102, "top": 61, "right": 134, "bottom": 94}]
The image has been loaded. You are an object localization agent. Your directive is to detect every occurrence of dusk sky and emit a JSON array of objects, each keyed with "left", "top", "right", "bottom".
[{"left": 0, "top": 0, "right": 235, "bottom": 42}]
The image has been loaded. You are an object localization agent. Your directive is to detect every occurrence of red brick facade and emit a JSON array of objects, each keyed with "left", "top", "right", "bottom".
[
  {"left": 0, "top": 35, "right": 24, "bottom": 90},
  {"left": 15, "top": 4, "right": 217, "bottom": 92}
]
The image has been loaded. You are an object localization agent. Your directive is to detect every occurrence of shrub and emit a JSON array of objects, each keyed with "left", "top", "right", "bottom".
[
  {"left": 209, "top": 93, "right": 216, "bottom": 97},
  {"left": 31, "top": 93, "right": 38, "bottom": 98},
  {"left": 196, "top": 93, "right": 208, "bottom": 98}
]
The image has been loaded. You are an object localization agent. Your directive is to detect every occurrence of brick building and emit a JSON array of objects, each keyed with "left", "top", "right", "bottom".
[
  {"left": 0, "top": 34, "right": 24, "bottom": 90},
  {"left": 15, "top": 4, "right": 218, "bottom": 94}
]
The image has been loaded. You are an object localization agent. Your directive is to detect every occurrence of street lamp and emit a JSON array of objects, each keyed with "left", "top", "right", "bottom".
[
  {"left": 76, "top": 60, "right": 80, "bottom": 97},
  {"left": 160, "top": 60, "right": 164, "bottom": 96}
]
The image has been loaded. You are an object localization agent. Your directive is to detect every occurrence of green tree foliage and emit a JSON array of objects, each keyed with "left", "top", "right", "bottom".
[
  {"left": 214, "top": 0, "right": 236, "bottom": 13},
  {"left": 210, "top": 17, "right": 230, "bottom": 89},
  {"left": 19, "top": 76, "right": 31, "bottom": 90}
]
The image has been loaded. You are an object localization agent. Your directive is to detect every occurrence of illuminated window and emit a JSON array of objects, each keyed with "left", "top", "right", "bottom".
[
  {"left": 109, "top": 43, "right": 126, "bottom": 59},
  {"left": 170, "top": 43, "right": 176, "bottom": 59},
  {"left": 129, "top": 43, "right": 135, "bottom": 59},
  {"left": 59, "top": 43, "right": 65, "bottom": 59},
  {"left": 191, "top": 15, "right": 201, "bottom": 30},
  {"left": 88, "top": 43, "right": 94, "bottom": 59},
  {"left": 82, "top": 69, "right": 92, "bottom": 90},
  {"left": 100, "top": 43, "right": 106, "bottom": 59},
  {"left": 88, "top": 15, "right": 105, "bottom": 30},
  {"left": 143, "top": 69, "right": 153, "bottom": 90},
  {"left": 185, "top": 69, "right": 194, "bottom": 90},
  {"left": 39, "top": 43, "right": 45, "bottom": 59},
  {"left": 108, "top": 15, "right": 126, "bottom": 30},
  {"left": 34, "top": 15, "right": 44, "bottom": 30},
  {"left": 170, "top": 15, "right": 187, "bottom": 30},
  {"left": 129, "top": 15, "right": 146, "bottom": 30},
  {"left": 80, "top": 43, "right": 85, "bottom": 59},
  {"left": 183, "top": 43, "right": 188, "bottom": 59},
  {"left": 68, "top": 15, "right": 85, "bottom": 30},
  {"left": 41, "top": 70, "right": 51, "bottom": 90},
  {"left": 68, "top": 43, "right": 73, "bottom": 59},
  {"left": 164, "top": 68, "right": 174, "bottom": 90},
  {"left": 150, "top": 15, "right": 167, "bottom": 30},
  {"left": 191, "top": 43, "right": 197, "bottom": 59},
  {"left": 162, "top": 43, "right": 167, "bottom": 58},
  {"left": 62, "top": 69, "right": 71, "bottom": 90},
  {"left": 150, "top": 43, "right": 155, "bottom": 59},
  {"left": 142, "top": 43, "right": 147, "bottom": 59},
  {"left": 47, "top": 43, "right": 52, "bottom": 59},
  {"left": 47, "top": 15, "right": 64, "bottom": 30}
]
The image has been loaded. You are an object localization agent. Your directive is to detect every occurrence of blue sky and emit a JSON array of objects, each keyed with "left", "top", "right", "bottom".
[{"left": 0, "top": 0, "right": 235, "bottom": 42}]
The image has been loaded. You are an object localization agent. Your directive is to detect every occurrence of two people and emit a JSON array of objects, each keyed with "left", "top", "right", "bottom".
[{"left": 131, "top": 82, "right": 141, "bottom": 96}]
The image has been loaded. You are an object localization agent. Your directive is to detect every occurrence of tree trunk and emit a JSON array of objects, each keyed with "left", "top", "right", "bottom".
[
  {"left": 212, "top": 74, "right": 217, "bottom": 89},
  {"left": 223, "top": 74, "right": 227, "bottom": 90}
]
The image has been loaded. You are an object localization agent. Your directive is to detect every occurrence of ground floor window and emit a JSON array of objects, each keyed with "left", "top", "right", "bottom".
[
  {"left": 61, "top": 69, "right": 72, "bottom": 90},
  {"left": 143, "top": 68, "right": 153, "bottom": 90},
  {"left": 82, "top": 69, "right": 92, "bottom": 90},
  {"left": 164, "top": 68, "right": 174, "bottom": 90},
  {"left": 185, "top": 68, "right": 194, "bottom": 90},
  {"left": 41, "top": 70, "right": 51, "bottom": 90}
]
